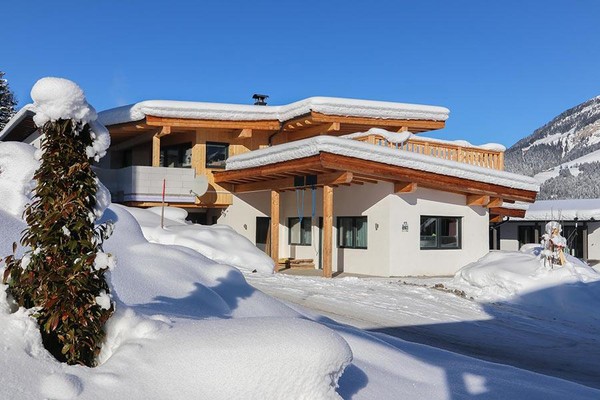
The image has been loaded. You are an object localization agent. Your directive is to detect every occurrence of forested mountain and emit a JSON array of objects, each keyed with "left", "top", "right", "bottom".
[{"left": 505, "top": 96, "right": 600, "bottom": 199}]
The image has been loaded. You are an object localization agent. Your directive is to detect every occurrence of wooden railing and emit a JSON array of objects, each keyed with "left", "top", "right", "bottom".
[{"left": 354, "top": 135, "right": 504, "bottom": 170}]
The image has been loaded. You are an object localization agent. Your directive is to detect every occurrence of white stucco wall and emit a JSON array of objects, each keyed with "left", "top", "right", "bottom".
[
  {"left": 219, "top": 183, "right": 491, "bottom": 277},
  {"left": 388, "top": 188, "right": 489, "bottom": 276},
  {"left": 587, "top": 222, "right": 600, "bottom": 261}
]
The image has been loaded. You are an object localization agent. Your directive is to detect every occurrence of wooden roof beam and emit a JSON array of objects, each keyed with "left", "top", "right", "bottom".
[
  {"left": 489, "top": 214, "right": 504, "bottom": 223},
  {"left": 487, "top": 197, "right": 503, "bottom": 208},
  {"left": 233, "top": 171, "right": 353, "bottom": 193},
  {"left": 155, "top": 126, "right": 172, "bottom": 138},
  {"left": 309, "top": 111, "right": 446, "bottom": 131},
  {"left": 146, "top": 115, "right": 281, "bottom": 130},
  {"left": 490, "top": 207, "right": 527, "bottom": 218},
  {"left": 319, "top": 153, "right": 537, "bottom": 202},
  {"left": 467, "top": 195, "right": 490, "bottom": 206},
  {"left": 394, "top": 182, "right": 417, "bottom": 194},
  {"left": 214, "top": 155, "right": 323, "bottom": 183},
  {"left": 285, "top": 122, "right": 341, "bottom": 139}
]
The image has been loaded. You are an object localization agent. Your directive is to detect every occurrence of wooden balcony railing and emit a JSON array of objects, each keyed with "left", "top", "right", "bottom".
[{"left": 354, "top": 135, "right": 504, "bottom": 170}]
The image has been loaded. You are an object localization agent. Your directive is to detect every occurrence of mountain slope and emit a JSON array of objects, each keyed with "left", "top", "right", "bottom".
[{"left": 505, "top": 96, "right": 600, "bottom": 199}]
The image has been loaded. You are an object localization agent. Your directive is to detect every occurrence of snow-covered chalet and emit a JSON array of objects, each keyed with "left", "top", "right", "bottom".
[{"left": 0, "top": 96, "right": 539, "bottom": 277}]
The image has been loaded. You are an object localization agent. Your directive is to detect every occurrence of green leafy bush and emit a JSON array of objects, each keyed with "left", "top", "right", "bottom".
[{"left": 3, "top": 118, "right": 114, "bottom": 367}]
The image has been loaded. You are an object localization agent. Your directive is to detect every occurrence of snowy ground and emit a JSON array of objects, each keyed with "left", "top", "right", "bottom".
[
  {"left": 2, "top": 134, "right": 600, "bottom": 398},
  {"left": 245, "top": 254, "right": 600, "bottom": 390}
]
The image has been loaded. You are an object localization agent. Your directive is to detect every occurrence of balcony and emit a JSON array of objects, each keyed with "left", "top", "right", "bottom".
[
  {"left": 352, "top": 133, "right": 504, "bottom": 170},
  {"left": 95, "top": 166, "right": 197, "bottom": 203}
]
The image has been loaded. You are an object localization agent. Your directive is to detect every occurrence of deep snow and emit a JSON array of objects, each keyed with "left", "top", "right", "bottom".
[{"left": 2, "top": 140, "right": 600, "bottom": 398}]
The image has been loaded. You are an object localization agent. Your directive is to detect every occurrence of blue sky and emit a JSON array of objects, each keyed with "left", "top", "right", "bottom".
[{"left": 3, "top": 1, "right": 600, "bottom": 146}]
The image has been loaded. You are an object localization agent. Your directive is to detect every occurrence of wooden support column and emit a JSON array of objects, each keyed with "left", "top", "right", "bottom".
[
  {"left": 322, "top": 185, "right": 333, "bottom": 278},
  {"left": 152, "top": 135, "right": 161, "bottom": 167},
  {"left": 270, "top": 190, "right": 280, "bottom": 271}
]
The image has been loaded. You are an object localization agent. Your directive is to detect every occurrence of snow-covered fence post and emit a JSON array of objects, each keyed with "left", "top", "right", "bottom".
[{"left": 2, "top": 78, "right": 114, "bottom": 367}]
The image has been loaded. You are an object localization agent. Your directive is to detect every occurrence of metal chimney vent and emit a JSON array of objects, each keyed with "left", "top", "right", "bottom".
[{"left": 252, "top": 93, "right": 269, "bottom": 106}]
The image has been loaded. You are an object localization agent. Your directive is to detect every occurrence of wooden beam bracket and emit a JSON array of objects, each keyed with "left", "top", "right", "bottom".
[
  {"left": 394, "top": 182, "right": 417, "bottom": 194},
  {"left": 466, "top": 194, "right": 490, "bottom": 206}
]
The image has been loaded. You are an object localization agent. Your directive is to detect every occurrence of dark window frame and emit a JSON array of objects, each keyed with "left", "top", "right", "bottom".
[
  {"left": 517, "top": 225, "right": 537, "bottom": 249},
  {"left": 160, "top": 142, "right": 192, "bottom": 168},
  {"left": 288, "top": 217, "right": 312, "bottom": 246},
  {"left": 337, "top": 216, "right": 368, "bottom": 249},
  {"left": 420, "top": 216, "right": 462, "bottom": 250},
  {"left": 205, "top": 142, "right": 229, "bottom": 169}
]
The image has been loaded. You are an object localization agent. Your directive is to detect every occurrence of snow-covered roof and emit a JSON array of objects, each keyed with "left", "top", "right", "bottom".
[
  {"left": 0, "top": 106, "right": 35, "bottom": 141},
  {"left": 225, "top": 135, "right": 539, "bottom": 192},
  {"left": 97, "top": 97, "right": 450, "bottom": 126},
  {"left": 522, "top": 199, "right": 600, "bottom": 221}
]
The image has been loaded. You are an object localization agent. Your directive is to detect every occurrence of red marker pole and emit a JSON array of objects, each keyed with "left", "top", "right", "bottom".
[{"left": 161, "top": 178, "right": 166, "bottom": 229}]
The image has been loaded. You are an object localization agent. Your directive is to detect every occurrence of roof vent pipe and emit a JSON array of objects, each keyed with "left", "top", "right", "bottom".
[{"left": 252, "top": 94, "right": 269, "bottom": 106}]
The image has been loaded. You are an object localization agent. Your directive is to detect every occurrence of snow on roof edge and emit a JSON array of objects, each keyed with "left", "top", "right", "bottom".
[
  {"left": 342, "top": 128, "right": 506, "bottom": 152},
  {"left": 520, "top": 199, "right": 600, "bottom": 221},
  {"left": 225, "top": 136, "right": 539, "bottom": 192},
  {"left": 0, "top": 106, "right": 35, "bottom": 141},
  {"left": 97, "top": 97, "right": 450, "bottom": 126}
]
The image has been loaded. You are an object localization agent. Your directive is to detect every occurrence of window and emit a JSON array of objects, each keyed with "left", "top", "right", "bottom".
[
  {"left": 160, "top": 143, "right": 192, "bottom": 168},
  {"left": 517, "top": 225, "right": 537, "bottom": 249},
  {"left": 338, "top": 216, "right": 368, "bottom": 249},
  {"left": 420, "top": 216, "right": 461, "bottom": 249},
  {"left": 206, "top": 142, "right": 229, "bottom": 169},
  {"left": 289, "top": 217, "right": 311, "bottom": 245}
]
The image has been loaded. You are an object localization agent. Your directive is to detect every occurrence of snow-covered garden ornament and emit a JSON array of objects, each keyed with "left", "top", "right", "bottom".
[
  {"left": 2, "top": 78, "right": 114, "bottom": 367},
  {"left": 541, "top": 221, "right": 567, "bottom": 268}
]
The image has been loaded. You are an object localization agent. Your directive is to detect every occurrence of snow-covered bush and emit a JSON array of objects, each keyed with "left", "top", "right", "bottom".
[{"left": 2, "top": 78, "right": 113, "bottom": 367}]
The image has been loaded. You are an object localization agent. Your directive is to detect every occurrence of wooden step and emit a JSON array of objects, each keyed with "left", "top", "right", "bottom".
[{"left": 277, "top": 258, "right": 315, "bottom": 269}]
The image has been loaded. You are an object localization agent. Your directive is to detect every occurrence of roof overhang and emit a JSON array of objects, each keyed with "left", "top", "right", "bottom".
[
  {"left": 213, "top": 152, "right": 538, "bottom": 203},
  {"left": 0, "top": 108, "right": 37, "bottom": 142}
]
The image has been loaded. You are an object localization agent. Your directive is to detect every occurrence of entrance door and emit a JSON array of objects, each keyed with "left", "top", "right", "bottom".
[{"left": 256, "top": 217, "right": 271, "bottom": 255}]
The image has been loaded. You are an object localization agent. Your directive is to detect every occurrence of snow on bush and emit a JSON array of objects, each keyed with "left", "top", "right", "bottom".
[
  {"left": 0, "top": 151, "right": 352, "bottom": 398},
  {"left": 0, "top": 142, "right": 38, "bottom": 217},
  {"left": 30, "top": 77, "right": 110, "bottom": 161},
  {"left": 126, "top": 206, "right": 275, "bottom": 273}
]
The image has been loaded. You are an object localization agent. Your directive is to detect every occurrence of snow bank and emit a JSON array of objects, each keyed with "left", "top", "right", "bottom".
[
  {"left": 125, "top": 206, "right": 274, "bottom": 273},
  {"left": 0, "top": 142, "right": 38, "bottom": 217},
  {"left": 453, "top": 251, "right": 600, "bottom": 301},
  {"left": 226, "top": 135, "right": 539, "bottom": 192},
  {"left": 97, "top": 96, "right": 450, "bottom": 126},
  {"left": 0, "top": 203, "right": 352, "bottom": 399}
]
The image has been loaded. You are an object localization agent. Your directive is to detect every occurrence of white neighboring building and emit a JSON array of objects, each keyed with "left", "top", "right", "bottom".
[
  {"left": 496, "top": 199, "right": 600, "bottom": 264},
  {"left": 1, "top": 95, "right": 539, "bottom": 277}
]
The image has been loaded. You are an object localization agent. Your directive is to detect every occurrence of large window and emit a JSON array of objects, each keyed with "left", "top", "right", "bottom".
[
  {"left": 420, "top": 216, "right": 461, "bottom": 249},
  {"left": 338, "top": 216, "right": 368, "bottom": 249},
  {"left": 289, "top": 217, "right": 311, "bottom": 245},
  {"left": 160, "top": 143, "right": 192, "bottom": 168},
  {"left": 206, "top": 142, "right": 229, "bottom": 169}
]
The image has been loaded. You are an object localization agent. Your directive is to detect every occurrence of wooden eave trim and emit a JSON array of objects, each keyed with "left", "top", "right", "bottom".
[
  {"left": 213, "top": 155, "right": 324, "bottom": 183},
  {"left": 213, "top": 152, "right": 537, "bottom": 202},
  {"left": 489, "top": 207, "right": 527, "bottom": 218},
  {"left": 146, "top": 114, "right": 280, "bottom": 130},
  {"left": 319, "top": 152, "right": 537, "bottom": 203},
  {"left": 309, "top": 111, "right": 446, "bottom": 131}
]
